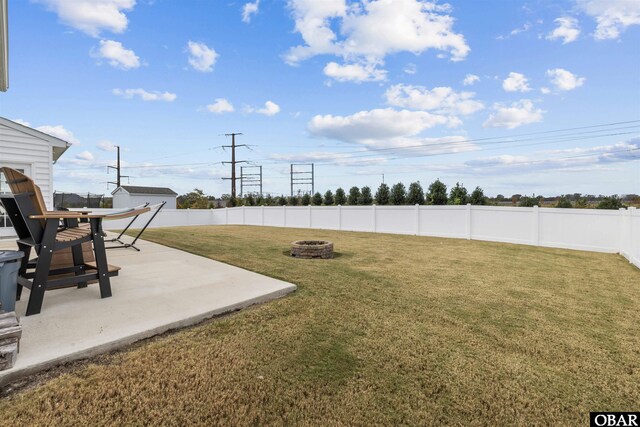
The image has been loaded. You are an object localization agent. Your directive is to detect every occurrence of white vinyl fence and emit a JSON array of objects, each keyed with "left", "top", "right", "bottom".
[{"left": 94, "top": 204, "right": 640, "bottom": 270}]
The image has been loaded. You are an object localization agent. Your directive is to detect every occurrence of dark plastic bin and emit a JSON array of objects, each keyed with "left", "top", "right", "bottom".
[{"left": 0, "top": 250, "right": 24, "bottom": 312}]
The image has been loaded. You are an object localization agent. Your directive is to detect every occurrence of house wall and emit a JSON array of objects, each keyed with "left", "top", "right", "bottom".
[
  {"left": 0, "top": 122, "right": 53, "bottom": 207},
  {"left": 113, "top": 192, "right": 176, "bottom": 209}
]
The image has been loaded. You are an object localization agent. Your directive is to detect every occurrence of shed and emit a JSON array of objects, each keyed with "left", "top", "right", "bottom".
[
  {"left": 112, "top": 185, "right": 177, "bottom": 209},
  {"left": 0, "top": 116, "right": 71, "bottom": 237}
]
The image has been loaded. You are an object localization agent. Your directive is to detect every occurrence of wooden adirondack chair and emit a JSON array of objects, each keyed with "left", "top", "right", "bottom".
[{"left": 0, "top": 167, "right": 150, "bottom": 315}]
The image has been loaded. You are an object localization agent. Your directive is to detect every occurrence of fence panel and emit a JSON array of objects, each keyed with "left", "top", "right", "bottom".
[
  {"left": 538, "top": 208, "right": 620, "bottom": 252},
  {"left": 376, "top": 206, "right": 415, "bottom": 235},
  {"left": 420, "top": 206, "right": 467, "bottom": 239},
  {"left": 471, "top": 206, "right": 533, "bottom": 244}
]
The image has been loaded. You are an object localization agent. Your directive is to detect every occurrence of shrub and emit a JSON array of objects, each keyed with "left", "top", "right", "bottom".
[
  {"left": 375, "top": 183, "right": 390, "bottom": 205},
  {"left": 277, "top": 195, "right": 287, "bottom": 206},
  {"left": 556, "top": 196, "right": 573, "bottom": 208},
  {"left": 358, "top": 186, "right": 373, "bottom": 205},
  {"left": 301, "top": 193, "right": 311, "bottom": 206},
  {"left": 244, "top": 194, "right": 256, "bottom": 206},
  {"left": 312, "top": 192, "right": 323, "bottom": 206},
  {"left": 518, "top": 195, "right": 538, "bottom": 207},
  {"left": 427, "top": 179, "right": 447, "bottom": 205},
  {"left": 289, "top": 195, "right": 299, "bottom": 206},
  {"left": 575, "top": 197, "right": 588, "bottom": 208},
  {"left": 449, "top": 182, "right": 468, "bottom": 205},
  {"left": 470, "top": 187, "right": 487, "bottom": 205},
  {"left": 596, "top": 195, "right": 624, "bottom": 210},
  {"left": 335, "top": 188, "right": 346, "bottom": 205},
  {"left": 263, "top": 194, "right": 273, "bottom": 206},
  {"left": 348, "top": 186, "right": 360, "bottom": 205},
  {"left": 390, "top": 183, "right": 406, "bottom": 205},
  {"left": 323, "top": 190, "right": 334, "bottom": 206}
]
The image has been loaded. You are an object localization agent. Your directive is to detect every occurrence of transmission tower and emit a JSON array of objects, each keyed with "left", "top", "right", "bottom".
[
  {"left": 221, "top": 133, "right": 248, "bottom": 199},
  {"left": 240, "top": 165, "right": 262, "bottom": 197},
  {"left": 290, "top": 163, "right": 314, "bottom": 196}
]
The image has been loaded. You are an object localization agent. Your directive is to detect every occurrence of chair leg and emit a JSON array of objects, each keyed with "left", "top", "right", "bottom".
[
  {"left": 90, "top": 218, "right": 112, "bottom": 299},
  {"left": 71, "top": 243, "right": 88, "bottom": 288},
  {"left": 16, "top": 242, "right": 31, "bottom": 301},
  {"left": 26, "top": 220, "right": 57, "bottom": 316}
]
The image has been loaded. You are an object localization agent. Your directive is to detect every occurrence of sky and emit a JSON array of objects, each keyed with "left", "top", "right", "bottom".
[{"left": 1, "top": 0, "right": 639, "bottom": 198}]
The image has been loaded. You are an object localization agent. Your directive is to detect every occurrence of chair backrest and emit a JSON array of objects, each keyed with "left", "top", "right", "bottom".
[{"left": 1, "top": 167, "right": 48, "bottom": 243}]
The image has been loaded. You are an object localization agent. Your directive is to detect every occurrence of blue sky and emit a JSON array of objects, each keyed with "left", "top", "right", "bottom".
[{"left": 2, "top": 0, "right": 639, "bottom": 197}]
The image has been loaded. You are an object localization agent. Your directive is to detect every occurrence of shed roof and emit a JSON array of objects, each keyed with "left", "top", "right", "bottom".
[
  {"left": 113, "top": 185, "right": 178, "bottom": 196},
  {"left": 0, "top": 116, "right": 71, "bottom": 162}
]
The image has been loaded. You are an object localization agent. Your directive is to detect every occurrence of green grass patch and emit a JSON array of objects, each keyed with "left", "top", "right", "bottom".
[{"left": 1, "top": 225, "right": 638, "bottom": 425}]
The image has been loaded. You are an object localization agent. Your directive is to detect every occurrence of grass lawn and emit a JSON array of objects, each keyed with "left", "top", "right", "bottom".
[{"left": 1, "top": 226, "right": 639, "bottom": 425}]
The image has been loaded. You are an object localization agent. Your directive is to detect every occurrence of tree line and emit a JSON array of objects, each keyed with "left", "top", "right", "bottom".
[{"left": 177, "top": 181, "right": 633, "bottom": 210}]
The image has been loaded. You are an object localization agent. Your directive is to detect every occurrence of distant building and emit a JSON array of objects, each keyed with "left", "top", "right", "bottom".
[
  {"left": 112, "top": 185, "right": 177, "bottom": 209},
  {"left": 1, "top": 117, "right": 71, "bottom": 237}
]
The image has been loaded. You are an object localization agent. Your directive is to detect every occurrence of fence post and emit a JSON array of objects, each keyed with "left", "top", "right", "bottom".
[
  {"left": 242, "top": 205, "right": 246, "bottom": 225},
  {"left": 338, "top": 205, "right": 342, "bottom": 231},
  {"left": 225, "top": 207, "right": 228, "bottom": 225},
  {"left": 415, "top": 204, "right": 420, "bottom": 236},
  {"left": 283, "top": 205, "right": 287, "bottom": 227},
  {"left": 532, "top": 205, "right": 540, "bottom": 246},
  {"left": 261, "top": 205, "right": 265, "bottom": 226},
  {"left": 210, "top": 208, "right": 214, "bottom": 226},
  {"left": 373, "top": 204, "right": 377, "bottom": 233},
  {"left": 466, "top": 203, "right": 471, "bottom": 240},
  {"left": 309, "top": 204, "right": 312, "bottom": 228}
]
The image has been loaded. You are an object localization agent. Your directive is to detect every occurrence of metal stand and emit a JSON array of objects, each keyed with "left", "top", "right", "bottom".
[{"left": 106, "top": 202, "right": 165, "bottom": 251}]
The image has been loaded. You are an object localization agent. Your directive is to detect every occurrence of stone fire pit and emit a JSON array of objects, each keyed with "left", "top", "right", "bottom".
[{"left": 291, "top": 240, "right": 334, "bottom": 259}]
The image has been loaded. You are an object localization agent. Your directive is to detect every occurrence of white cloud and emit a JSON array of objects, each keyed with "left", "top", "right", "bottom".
[
  {"left": 404, "top": 63, "right": 417, "bottom": 75},
  {"left": 465, "top": 138, "right": 640, "bottom": 172},
  {"left": 285, "top": 0, "right": 469, "bottom": 81},
  {"left": 540, "top": 87, "right": 551, "bottom": 94},
  {"left": 92, "top": 39, "right": 140, "bottom": 69},
  {"left": 270, "top": 151, "right": 386, "bottom": 166},
  {"left": 502, "top": 72, "right": 531, "bottom": 92},
  {"left": 242, "top": 1, "right": 260, "bottom": 23},
  {"left": 12, "top": 119, "right": 80, "bottom": 145},
  {"left": 34, "top": 0, "right": 136, "bottom": 37},
  {"left": 546, "top": 17, "right": 581, "bottom": 44},
  {"left": 112, "top": 88, "right": 177, "bottom": 101},
  {"left": 36, "top": 125, "right": 81, "bottom": 145},
  {"left": 497, "top": 22, "right": 532, "bottom": 39},
  {"left": 309, "top": 108, "right": 457, "bottom": 143},
  {"left": 462, "top": 74, "right": 479, "bottom": 86},
  {"left": 75, "top": 151, "right": 95, "bottom": 161},
  {"left": 483, "top": 99, "right": 544, "bottom": 129},
  {"left": 384, "top": 84, "right": 484, "bottom": 117},
  {"left": 187, "top": 41, "right": 218, "bottom": 72},
  {"left": 546, "top": 68, "right": 586, "bottom": 91},
  {"left": 577, "top": 0, "right": 640, "bottom": 40},
  {"left": 323, "top": 61, "right": 387, "bottom": 82},
  {"left": 246, "top": 101, "right": 281, "bottom": 116},
  {"left": 206, "top": 98, "right": 235, "bottom": 114},
  {"left": 97, "top": 140, "right": 118, "bottom": 152},
  {"left": 11, "top": 119, "right": 31, "bottom": 127}
]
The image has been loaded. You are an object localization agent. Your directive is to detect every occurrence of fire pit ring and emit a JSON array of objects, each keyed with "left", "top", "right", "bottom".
[{"left": 291, "top": 240, "right": 334, "bottom": 259}]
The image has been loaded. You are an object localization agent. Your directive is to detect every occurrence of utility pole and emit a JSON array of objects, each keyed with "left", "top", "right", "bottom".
[
  {"left": 107, "top": 145, "right": 129, "bottom": 188},
  {"left": 221, "top": 133, "right": 247, "bottom": 199},
  {"left": 290, "top": 163, "right": 314, "bottom": 196}
]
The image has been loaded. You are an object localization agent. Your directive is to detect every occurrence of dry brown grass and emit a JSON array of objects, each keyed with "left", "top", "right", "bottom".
[{"left": 1, "top": 226, "right": 639, "bottom": 426}]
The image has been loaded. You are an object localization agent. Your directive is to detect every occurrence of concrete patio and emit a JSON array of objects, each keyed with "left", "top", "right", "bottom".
[{"left": 0, "top": 235, "right": 296, "bottom": 386}]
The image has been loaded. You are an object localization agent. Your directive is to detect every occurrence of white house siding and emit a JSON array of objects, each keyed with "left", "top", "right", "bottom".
[{"left": 0, "top": 122, "right": 54, "bottom": 208}]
